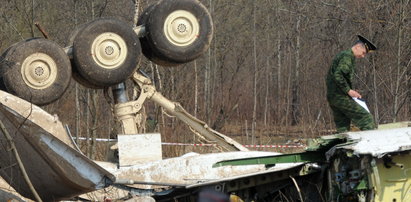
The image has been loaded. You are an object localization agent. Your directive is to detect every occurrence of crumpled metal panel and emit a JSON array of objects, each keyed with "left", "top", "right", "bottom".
[
  {"left": 0, "top": 91, "right": 78, "bottom": 150},
  {"left": 108, "top": 151, "right": 301, "bottom": 188},
  {"left": 0, "top": 90, "right": 115, "bottom": 201},
  {"left": 341, "top": 127, "right": 411, "bottom": 157}
]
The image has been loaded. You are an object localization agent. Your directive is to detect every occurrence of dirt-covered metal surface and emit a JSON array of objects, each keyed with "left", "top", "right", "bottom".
[
  {"left": 104, "top": 151, "right": 302, "bottom": 187},
  {"left": 0, "top": 90, "right": 77, "bottom": 149},
  {"left": 333, "top": 127, "right": 411, "bottom": 157},
  {"left": 0, "top": 90, "right": 114, "bottom": 201}
]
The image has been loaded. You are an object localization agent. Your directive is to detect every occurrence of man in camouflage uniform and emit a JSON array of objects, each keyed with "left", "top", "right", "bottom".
[{"left": 326, "top": 35, "right": 377, "bottom": 133}]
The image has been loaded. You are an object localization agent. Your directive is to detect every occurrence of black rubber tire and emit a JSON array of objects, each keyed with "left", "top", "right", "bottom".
[
  {"left": 0, "top": 45, "right": 16, "bottom": 91},
  {"left": 137, "top": 3, "right": 158, "bottom": 28},
  {"left": 0, "top": 40, "right": 34, "bottom": 91},
  {"left": 142, "top": 0, "right": 213, "bottom": 65},
  {"left": 138, "top": 3, "right": 182, "bottom": 67},
  {"left": 0, "top": 38, "right": 72, "bottom": 105},
  {"left": 71, "top": 63, "right": 102, "bottom": 89},
  {"left": 68, "top": 24, "right": 102, "bottom": 89},
  {"left": 72, "top": 18, "right": 141, "bottom": 87}
]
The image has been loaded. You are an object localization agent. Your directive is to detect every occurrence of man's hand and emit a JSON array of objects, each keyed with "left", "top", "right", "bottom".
[{"left": 348, "top": 89, "right": 362, "bottom": 98}]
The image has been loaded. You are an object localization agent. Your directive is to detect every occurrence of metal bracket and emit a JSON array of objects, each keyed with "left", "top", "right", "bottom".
[{"left": 111, "top": 72, "right": 247, "bottom": 151}]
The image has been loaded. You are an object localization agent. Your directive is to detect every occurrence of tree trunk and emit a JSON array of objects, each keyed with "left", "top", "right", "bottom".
[
  {"left": 74, "top": 0, "right": 80, "bottom": 146},
  {"left": 285, "top": 44, "right": 292, "bottom": 127},
  {"left": 392, "top": 1, "right": 405, "bottom": 122},
  {"left": 275, "top": 0, "right": 282, "bottom": 125},
  {"left": 204, "top": 43, "right": 211, "bottom": 122},
  {"left": 132, "top": 0, "right": 140, "bottom": 27},
  {"left": 86, "top": 89, "right": 90, "bottom": 157},
  {"left": 372, "top": 61, "right": 379, "bottom": 124},
  {"left": 264, "top": 14, "right": 270, "bottom": 127},
  {"left": 251, "top": 0, "right": 257, "bottom": 145},
  {"left": 194, "top": 61, "right": 198, "bottom": 117},
  {"left": 31, "top": 0, "right": 35, "bottom": 37},
  {"left": 90, "top": 90, "right": 98, "bottom": 159},
  {"left": 291, "top": 14, "right": 301, "bottom": 126}
]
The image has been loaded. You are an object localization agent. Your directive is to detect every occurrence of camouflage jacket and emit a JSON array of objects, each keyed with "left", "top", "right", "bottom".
[{"left": 326, "top": 49, "right": 355, "bottom": 100}]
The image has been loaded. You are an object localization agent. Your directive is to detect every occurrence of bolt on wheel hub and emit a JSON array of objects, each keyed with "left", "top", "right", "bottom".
[{"left": 34, "top": 66, "right": 45, "bottom": 76}]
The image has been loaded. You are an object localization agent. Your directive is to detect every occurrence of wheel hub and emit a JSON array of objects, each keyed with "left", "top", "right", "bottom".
[
  {"left": 35, "top": 66, "right": 45, "bottom": 76},
  {"left": 164, "top": 10, "right": 199, "bottom": 47},
  {"left": 21, "top": 53, "right": 57, "bottom": 89},
  {"left": 91, "top": 32, "right": 127, "bottom": 69},
  {"left": 177, "top": 23, "right": 187, "bottom": 32},
  {"left": 105, "top": 46, "right": 115, "bottom": 55}
]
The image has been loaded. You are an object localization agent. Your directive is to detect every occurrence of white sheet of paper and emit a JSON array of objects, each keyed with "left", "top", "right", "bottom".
[{"left": 352, "top": 98, "right": 370, "bottom": 113}]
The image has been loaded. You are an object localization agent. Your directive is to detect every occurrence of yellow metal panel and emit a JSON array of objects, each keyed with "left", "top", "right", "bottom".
[{"left": 373, "top": 155, "right": 411, "bottom": 202}]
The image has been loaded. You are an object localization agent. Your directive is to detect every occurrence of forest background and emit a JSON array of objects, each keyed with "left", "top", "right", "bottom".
[{"left": 0, "top": 0, "right": 410, "bottom": 159}]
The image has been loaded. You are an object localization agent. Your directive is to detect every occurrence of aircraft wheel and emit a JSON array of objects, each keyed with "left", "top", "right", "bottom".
[
  {"left": 138, "top": 3, "right": 181, "bottom": 66},
  {"left": 141, "top": 0, "right": 213, "bottom": 65},
  {"left": 72, "top": 18, "right": 141, "bottom": 87},
  {"left": 0, "top": 38, "right": 71, "bottom": 105}
]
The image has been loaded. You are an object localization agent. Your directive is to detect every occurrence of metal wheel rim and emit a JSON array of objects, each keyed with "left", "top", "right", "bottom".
[
  {"left": 21, "top": 53, "right": 57, "bottom": 89},
  {"left": 164, "top": 10, "right": 199, "bottom": 47},
  {"left": 91, "top": 32, "right": 127, "bottom": 69}
]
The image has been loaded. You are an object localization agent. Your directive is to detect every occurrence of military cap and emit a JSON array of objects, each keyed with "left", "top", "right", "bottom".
[{"left": 357, "top": 35, "right": 377, "bottom": 52}]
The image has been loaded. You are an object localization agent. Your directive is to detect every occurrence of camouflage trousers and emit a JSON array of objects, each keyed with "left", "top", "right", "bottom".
[{"left": 327, "top": 96, "right": 375, "bottom": 133}]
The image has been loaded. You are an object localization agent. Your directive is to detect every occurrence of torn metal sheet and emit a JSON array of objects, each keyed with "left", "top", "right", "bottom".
[
  {"left": 185, "top": 162, "right": 309, "bottom": 189},
  {"left": 0, "top": 90, "right": 78, "bottom": 150},
  {"left": 341, "top": 127, "right": 411, "bottom": 157},
  {"left": 103, "top": 151, "right": 302, "bottom": 188},
  {"left": 0, "top": 90, "right": 115, "bottom": 201}
]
